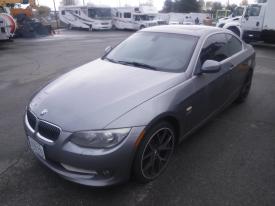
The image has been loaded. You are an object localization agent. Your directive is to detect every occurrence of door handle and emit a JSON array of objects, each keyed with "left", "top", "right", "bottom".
[
  {"left": 223, "top": 62, "right": 234, "bottom": 70},
  {"left": 256, "top": 22, "right": 260, "bottom": 27}
]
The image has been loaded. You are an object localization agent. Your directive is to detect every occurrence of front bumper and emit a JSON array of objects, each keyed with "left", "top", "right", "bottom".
[
  {"left": 24, "top": 113, "right": 145, "bottom": 187},
  {"left": 93, "top": 24, "right": 112, "bottom": 30},
  {"left": 243, "top": 30, "right": 261, "bottom": 43}
]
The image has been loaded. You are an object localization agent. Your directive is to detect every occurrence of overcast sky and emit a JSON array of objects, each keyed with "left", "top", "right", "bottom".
[{"left": 38, "top": 0, "right": 256, "bottom": 11}]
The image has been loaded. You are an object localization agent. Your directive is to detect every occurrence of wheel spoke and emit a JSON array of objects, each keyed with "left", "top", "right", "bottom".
[
  {"left": 143, "top": 151, "right": 154, "bottom": 160},
  {"left": 141, "top": 128, "right": 175, "bottom": 179},
  {"left": 143, "top": 155, "right": 154, "bottom": 172}
]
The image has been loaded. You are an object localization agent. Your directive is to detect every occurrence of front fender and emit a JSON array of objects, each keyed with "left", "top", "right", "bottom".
[{"left": 223, "top": 21, "right": 243, "bottom": 38}]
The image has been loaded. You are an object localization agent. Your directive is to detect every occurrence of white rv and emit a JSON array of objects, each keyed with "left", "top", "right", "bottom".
[
  {"left": 59, "top": 5, "right": 112, "bottom": 30},
  {"left": 112, "top": 5, "right": 159, "bottom": 30}
]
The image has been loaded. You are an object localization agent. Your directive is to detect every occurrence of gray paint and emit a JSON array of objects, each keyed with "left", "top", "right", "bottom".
[{"left": 25, "top": 25, "right": 255, "bottom": 186}]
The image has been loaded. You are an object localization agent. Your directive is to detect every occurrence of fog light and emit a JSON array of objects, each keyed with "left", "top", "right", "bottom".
[
  {"left": 61, "top": 163, "right": 97, "bottom": 175},
  {"left": 102, "top": 169, "right": 112, "bottom": 177}
]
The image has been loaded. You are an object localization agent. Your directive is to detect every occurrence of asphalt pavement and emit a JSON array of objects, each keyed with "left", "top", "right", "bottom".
[{"left": 0, "top": 30, "right": 275, "bottom": 206}]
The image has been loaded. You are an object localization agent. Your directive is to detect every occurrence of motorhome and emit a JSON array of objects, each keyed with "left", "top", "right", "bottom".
[
  {"left": 112, "top": 5, "right": 158, "bottom": 30},
  {"left": 59, "top": 4, "right": 112, "bottom": 30}
]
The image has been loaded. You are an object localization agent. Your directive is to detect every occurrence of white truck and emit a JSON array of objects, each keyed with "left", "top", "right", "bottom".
[
  {"left": 216, "top": 6, "right": 245, "bottom": 28},
  {"left": 59, "top": 4, "right": 112, "bottom": 30},
  {"left": 112, "top": 5, "right": 158, "bottom": 30},
  {"left": 222, "top": 0, "right": 275, "bottom": 43}
]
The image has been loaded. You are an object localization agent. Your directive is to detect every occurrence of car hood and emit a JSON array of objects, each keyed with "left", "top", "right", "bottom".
[{"left": 29, "top": 59, "right": 185, "bottom": 131}]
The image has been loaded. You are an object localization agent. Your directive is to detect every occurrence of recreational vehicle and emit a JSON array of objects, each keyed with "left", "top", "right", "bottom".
[
  {"left": 59, "top": 5, "right": 112, "bottom": 30},
  {"left": 112, "top": 5, "right": 159, "bottom": 30}
]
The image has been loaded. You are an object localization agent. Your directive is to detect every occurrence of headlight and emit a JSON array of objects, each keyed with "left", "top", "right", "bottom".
[{"left": 70, "top": 128, "right": 131, "bottom": 148}]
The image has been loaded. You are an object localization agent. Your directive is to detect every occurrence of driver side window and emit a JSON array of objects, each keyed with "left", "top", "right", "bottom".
[{"left": 199, "top": 33, "right": 229, "bottom": 66}]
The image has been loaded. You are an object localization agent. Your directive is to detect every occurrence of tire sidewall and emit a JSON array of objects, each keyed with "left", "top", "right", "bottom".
[{"left": 133, "top": 121, "right": 176, "bottom": 183}]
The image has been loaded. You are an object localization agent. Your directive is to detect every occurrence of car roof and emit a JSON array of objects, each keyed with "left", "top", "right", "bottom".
[{"left": 142, "top": 25, "right": 225, "bottom": 37}]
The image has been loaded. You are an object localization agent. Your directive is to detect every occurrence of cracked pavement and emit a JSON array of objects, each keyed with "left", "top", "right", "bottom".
[{"left": 0, "top": 31, "right": 275, "bottom": 206}]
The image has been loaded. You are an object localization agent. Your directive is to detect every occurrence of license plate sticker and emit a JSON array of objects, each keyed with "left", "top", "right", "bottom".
[{"left": 29, "top": 137, "right": 45, "bottom": 160}]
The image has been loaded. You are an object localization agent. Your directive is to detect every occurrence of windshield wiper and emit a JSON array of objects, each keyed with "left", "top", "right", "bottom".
[
  {"left": 117, "top": 61, "right": 158, "bottom": 70},
  {"left": 103, "top": 57, "right": 118, "bottom": 63}
]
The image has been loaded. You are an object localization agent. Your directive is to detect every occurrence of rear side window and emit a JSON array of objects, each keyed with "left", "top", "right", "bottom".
[
  {"left": 226, "top": 34, "right": 242, "bottom": 56},
  {"left": 199, "top": 33, "right": 229, "bottom": 65}
]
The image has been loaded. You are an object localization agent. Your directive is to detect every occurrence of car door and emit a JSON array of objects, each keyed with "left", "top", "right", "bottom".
[
  {"left": 182, "top": 33, "right": 233, "bottom": 134},
  {"left": 225, "top": 33, "right": 250, "bottom": 96}
]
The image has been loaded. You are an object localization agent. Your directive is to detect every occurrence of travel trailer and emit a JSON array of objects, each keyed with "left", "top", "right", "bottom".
[
  {"left": 59, "top": 5, "right": 112, "bottom": 30},
  {"left": 112, "top": 5, "right": 159, "bottom": 30}
]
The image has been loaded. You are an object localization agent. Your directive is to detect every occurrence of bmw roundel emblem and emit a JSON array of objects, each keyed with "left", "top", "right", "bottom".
[{"left": 40, "top": 109, "right": 48, "bottom": 116}]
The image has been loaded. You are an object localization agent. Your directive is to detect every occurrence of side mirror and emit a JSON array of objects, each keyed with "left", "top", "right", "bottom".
[
  {"left": 104, "top": 46, "right": 112, "bottom": 55},
  {"left": 201, "top": 60, "right": 221, "bottom": 74}
]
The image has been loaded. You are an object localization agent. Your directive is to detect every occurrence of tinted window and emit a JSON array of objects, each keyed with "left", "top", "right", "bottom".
[
  {"left": 61, "top": 10, "right": 65, "bottom": 15},
  {"left": 105, "top": 32, "right": 198, "bottom": 72},
  {"left": 200, "top": 34, "right": 229, "bottom": 65},
  {"left": 226, "top": 34, "right": 242, "bottom": 56},
  {"left": 124, "top": 12, "right": 131, "bottom": 18}
]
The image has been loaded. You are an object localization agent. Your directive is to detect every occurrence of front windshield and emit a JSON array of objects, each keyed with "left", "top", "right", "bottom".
[
  {"left": 134, "top": 15, "right": 150, "bottom": 21},
  {"left": 88, "top": 8, "right": 111, "bottom": 20},
  {"left": 105, "top": 32, "right": 198, "bottom": 72},
  {"left": 233, "top": 7, "right": 244, "bottom": 17}
]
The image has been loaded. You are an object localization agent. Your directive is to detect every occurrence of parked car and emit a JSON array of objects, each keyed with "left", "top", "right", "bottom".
[{"left": 24, "top": 25, "right": 255, "bottom": 187}]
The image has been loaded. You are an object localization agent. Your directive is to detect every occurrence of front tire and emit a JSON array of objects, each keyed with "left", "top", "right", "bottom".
[
  {"left": 140, "top": 25, "right": 145, "bottom": 30},
  {"left": 228, "top": 26, "right": 241, "bottom": 37},
  {"left": 133, "top": 122, "right": 176, "bottom": 183}
]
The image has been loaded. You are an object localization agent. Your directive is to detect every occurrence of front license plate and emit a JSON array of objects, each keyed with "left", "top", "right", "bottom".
[{"left": 29, "top": 137, "right": 45, "bottom": 160}]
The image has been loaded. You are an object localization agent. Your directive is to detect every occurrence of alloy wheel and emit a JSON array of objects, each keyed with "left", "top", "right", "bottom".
[{"left": 141, "top": 128, "right": 175, "bottom": 179}]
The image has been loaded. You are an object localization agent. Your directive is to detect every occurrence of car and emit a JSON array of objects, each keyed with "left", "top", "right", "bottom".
[{"left": 24, "top": 25, "right": 255, "bottom": 187}]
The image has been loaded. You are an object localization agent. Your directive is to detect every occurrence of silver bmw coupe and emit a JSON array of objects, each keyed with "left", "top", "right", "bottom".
[{"left": 24, "top": 25, "right": 255, "bottom": 187}]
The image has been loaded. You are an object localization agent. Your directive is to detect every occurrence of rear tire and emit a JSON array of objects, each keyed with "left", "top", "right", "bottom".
[
  {"left": 235, "top": 70, "right": 253, "bottom": 103},
  {"left": 133, "top": 122, "right": 176, "bottom": 183},
  {"left": 140, "top": 25, "right": 145, "bottom": 30}
]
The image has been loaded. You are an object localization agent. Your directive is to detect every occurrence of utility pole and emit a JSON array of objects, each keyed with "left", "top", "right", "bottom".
[{"left": 53, "top": 0, "right": 59, "bottom": 31}]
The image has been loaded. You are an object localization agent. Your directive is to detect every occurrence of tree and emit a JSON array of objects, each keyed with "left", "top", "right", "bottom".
[
  {"left": 226, "top": 3, "right": 238, "bottom": 12},
  {"left": 162, "top": 0, "right": 173, "bottom": 13},
  {"left": 36, "top": 6, "right": 51, "bottom": 17},
  {"left": 240, "top": 0, "right": 248, "bottom": 6},
  {"left": 61, "top": 0, "right": 79, "bottom": 6},
  {"left": 205, "top": 1, "right": 213, "bottom": 10},
  {"left": 198, "top": 0, "right": 205, "bottom": 11},
  {"left": 173, "top": 0, "right": 201, "bottom": 13}
]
